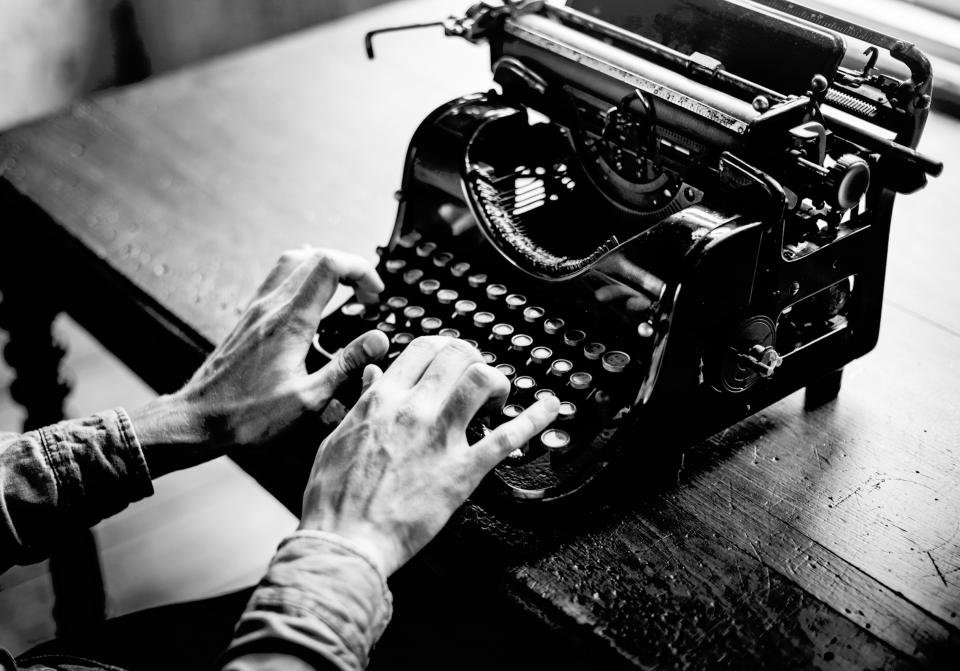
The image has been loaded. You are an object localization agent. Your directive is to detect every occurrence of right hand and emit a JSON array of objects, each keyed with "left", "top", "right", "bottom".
[{"left": 299, "top": 336, "right": 560, "bottom": 576}]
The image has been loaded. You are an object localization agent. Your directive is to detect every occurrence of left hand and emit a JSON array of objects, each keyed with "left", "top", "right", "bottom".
[{"left": 130, "top": 247, "right": 389, "bottom": 477}]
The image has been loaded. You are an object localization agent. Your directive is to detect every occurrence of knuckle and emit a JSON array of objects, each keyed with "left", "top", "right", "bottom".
[{"left": 445, "top": 337, "right": 482, "bottom": 360}]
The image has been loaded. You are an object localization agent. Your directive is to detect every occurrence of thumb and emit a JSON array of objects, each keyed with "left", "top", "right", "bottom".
[
  {"left": 361, "top": 363, "right": 383, "bottom": 395},
  {"left": 310, "top": 329, "right": 389, "bottom": 395}
]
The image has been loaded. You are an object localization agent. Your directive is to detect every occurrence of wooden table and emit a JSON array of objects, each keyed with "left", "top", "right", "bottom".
[{"left": 2, "top": 0, "right": 959, "bottom": 667}]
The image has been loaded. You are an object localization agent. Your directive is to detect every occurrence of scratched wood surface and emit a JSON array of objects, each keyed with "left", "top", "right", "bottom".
[{"left": 1, "top": 0, "right": 959, "bottom": 667}]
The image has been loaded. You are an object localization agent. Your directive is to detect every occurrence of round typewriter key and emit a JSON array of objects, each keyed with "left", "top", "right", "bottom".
[
  {"left": 386, "top": 296, "right": 409, "bottom": 311},
  {"left": 376, "top": 321, "right": 396, "bottom": 334},
  {"left": 490, "top": 323, "right": 515, "bottom": 341},
  {"left": 495, "top": 363, "right": 516, "bottom": 380},
  {"left": 486, "top": 283, "right": 508, "bottom": 301},
  {"left": 418, "top": 279, "right": 440, "bottom": 296},
  {"left": 637, "top": 321, "right": 655, "bottom": 338},
  {"left": 535, "top": 389, "right": 557, "bottom": 401},
  {"left": 340, "top": 302, "right": 365, "bottom": 318},
  {"left": 548, "top": 359, "right": 574, "bottom": 378},
  {"left": 564, "top": 329, "right": 587, "bottom": 348},
  {"left": 403, "top": 268, "right": 424, "bottom": 285},
  {"left": 438, "top": 328, "right": 460, "bottom": 339},
  {"left": 583, "top": 342, "right": 606, "bottom": 361},
  {"left": 481, "top": 351, "right": 497, "bottom": 365},
  {"left": 513, "top": 375, "right": 537, "bottom": 395},
  {"left": 402, "top": 305, "right": 426, "bottom": 329},
  {"left": 509, "top": 333, "right": 533, "bottom": 354},
  {"left": 473, "top": 311, "right": 496, "bottom": 332},
  {"left": 602, "top": 351, "right": 631, "bottom": 374},
  {"left": 544, "top": 318, "right": 566, "bottom": 335},
  {"left": 528, "top": 346, "right": 553, "bottom": 366},
  {"left": 540, "top": 428, "right": 571, "bottom": 452},
  {"left": 453, "top": 299, "right": 477, "bottom": 316},
  {"left": 558, "top": 401, "right": 577, "bottom": 421},
  {"left": 505, "top": 294, "right": 527, "bottom": 310},
  {"left": 450, "top": 261, "right": 471, "bottom": 278},
  {"left": 568, "top": 372, "right": 594, "bottom": 394},
  {"left": 391, "top": 332, "right": 414, "bottom": 348},
  {"left": 523, "top": 306, "right": 545, "bottom": 324},
  {"left": 384, "top": 259, "right": 407, "bottom": 274},
  {"left": 467, "top": 273, "right": 488, "bottom": 289},
  {"left": 436, "top": 289, "right": 459, "bottom": 305},
  {"left": 433, "top": 252, "right": 453, "bottom": 268},
  {"left": 361, "top": 305, "right": 381, "bottom": 321},
  {"left": 462, "top": 339, "right": 479, "bottom": 349},
  {"left": 396, "top": 231, "right": 421, "bottom": 249},
  {"left": 415, "top": 241, "right": 437, "bottom": 258},
  {"left": 502, "top": 404, "right": 523, "bottom": 420},
  {"left": 421, "top": 317, "right": 443, "bottom": 335}
]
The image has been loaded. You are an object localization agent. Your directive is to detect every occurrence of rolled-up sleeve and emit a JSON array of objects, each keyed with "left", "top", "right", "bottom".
[
  {"left": 0, "top": 408, "right": 153, "bottom": 571},
  {"left": 221, "top": 530, "right": 393, "bottom": 671}
]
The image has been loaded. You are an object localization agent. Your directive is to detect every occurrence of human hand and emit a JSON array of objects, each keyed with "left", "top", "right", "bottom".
[
  {"left": 130, "top": 248, "right": 389, "bottom": 477},
  {"left": 298, "top": 336, "right": 560, "bottom": 577}
]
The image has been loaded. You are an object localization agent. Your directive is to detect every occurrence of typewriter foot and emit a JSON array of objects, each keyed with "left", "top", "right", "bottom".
[{"left": 804, "top": 368, "right": 843, "bottom": 410}]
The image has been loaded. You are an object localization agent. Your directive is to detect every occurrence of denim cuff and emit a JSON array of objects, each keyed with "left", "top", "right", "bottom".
[
  {"left": 37, "top": 407, "right": 153, "bottom": 523},
  {"left": 224, "top": 531, "right": 393, "bottom": 671}
]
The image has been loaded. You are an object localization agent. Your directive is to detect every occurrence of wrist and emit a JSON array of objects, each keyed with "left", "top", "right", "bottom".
[
  {"left": 297, "top": 518, "right": 400, "bottom": 578},
  {"left": 128, "top": 393, "right": 216, "bottom": 477}
]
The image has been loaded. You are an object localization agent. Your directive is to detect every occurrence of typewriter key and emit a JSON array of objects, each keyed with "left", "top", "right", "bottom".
[
  {"left": 403, "top": 268, "right": 424, "bottom": 285},
  {"left": 384, "top": 259, "right": 407, "bottom": 275},
  {"left": 557, "top": 401, "right": 577, "bottom": 422},
  {"left": 473, "top": 311, "right": 496, "bottom": 336},
  {"left": 502, "top": 404, "right": 523, "bottom": 420},
  {"left": 505, "top": 294, "right": 527, "bottom": 310},
  {"left": 548, "top": 359, "right": 573, "bottom": 379},
  {"left": 421, "top": 317, "right": 443, "bottom": 335},
  {"left": 376, "top": 321, "right": 396, "bottom": 335},
  {"left": 508, "top": 334, "right": 533, "bottom": 360},
  {"left": 568, "top": 372, "right": 593, "bottom": 399},
  {"left": 540, "top": 429, "right": 571, "bottom": 452},
  {"left": 415, "top": 241, "right": 437, "bottom": 258},
  {"left": 436, "top": 289, "right": 459, "bottom": 305},
  {"left": 433, "top": 252, "right": 453, "bottom": 268},
  {"left": 340, "top": 302, "right": 365, "bottom": 318},
  {"left": 462, "top": 339, "right": 479, "bottom": 349},
  {"left": 490, "top": 323, "right": 514, "bottom": 342},
  {"left": 495, "top": 363, "right": 516, "bottom": 380},
  {"left": 563, "top": 329, "right": 587, "bottom": 349},
  {"left": 583, "top": 342, "right": 606, "bottom": 361},
  {"left": 467, "top": 273, "right": 488, "bottom": 289},
  {"left": 438, "top": 328, "right": 460, "bottom": 339},
  {"left": 390, "top": 332, "right": 414, "bottom": 351},
  {"left": 535, "top": 389, "right": 557, "bottom": 401},
  {"left": 402, "top": 305, "right": 426, "bottom": 330},
  {"left": 602, "top": 351, "right": 631, "bottom": 374},
  {"left": 386, "top": 296, "right": 409, "bottom": 311},
  {"left": 528, "top": 346, "right": 553, "bottom": 367},
  {"left": 481, "top": 351, "right": 497, "bottom": 365},
  {"left": 418, "top": 279, "right": 441, "bottom": 297},
  {"left": 450, "top": 261, "right": 471, "bottom": 278},
  {"left": 523, "top": 306, "right": 545, "bottom": 324},
  {"left": 486, "top": 283, "right": 508, "bottom": 302},
  {"left": 544, "top": 318, "right": 565, "bottom": 336},
  {"left": 396, "top": 231, "right": 421, "bottom": 250},
  {"left": 513, "top": 375, "right": 537, "bottom": 401}
]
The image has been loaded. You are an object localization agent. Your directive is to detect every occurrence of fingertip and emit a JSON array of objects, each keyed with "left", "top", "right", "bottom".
[{"left": 361, "top": 329, "right": 390, "bottom": 361}]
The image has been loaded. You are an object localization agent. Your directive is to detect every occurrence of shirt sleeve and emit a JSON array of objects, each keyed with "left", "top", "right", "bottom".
[
  {"left": 221, "top": 530, "right": 393, "bottom": 671},
  {"left": 0, "top": 408, "right": 153, "bottom": 572}
]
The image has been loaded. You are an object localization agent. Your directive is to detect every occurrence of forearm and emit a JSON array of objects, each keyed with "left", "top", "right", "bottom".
[
  {"left": 220, "top": 531, "right": 393, "bottom": 671},
  {"left": 0, "top": 408, "right": 153, "bottom": 571}
]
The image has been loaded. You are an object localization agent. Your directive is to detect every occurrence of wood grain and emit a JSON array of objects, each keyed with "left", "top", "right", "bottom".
[{"left": 1, "top": 0, "right": 958, "bottom": 666}]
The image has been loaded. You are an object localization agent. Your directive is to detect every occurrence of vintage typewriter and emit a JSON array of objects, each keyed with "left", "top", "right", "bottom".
[{"left": 307, "top": 0, "right": 942, "bottom": 505}]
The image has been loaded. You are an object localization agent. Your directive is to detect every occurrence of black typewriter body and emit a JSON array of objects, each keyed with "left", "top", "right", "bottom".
[{"left": 307, "top": 0, "right": 942, "bottom": 506}]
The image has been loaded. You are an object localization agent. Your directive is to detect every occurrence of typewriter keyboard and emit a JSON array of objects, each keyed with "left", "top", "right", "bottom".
[{"left": 306, "top": 230, "right": 647, "bottom": 501}]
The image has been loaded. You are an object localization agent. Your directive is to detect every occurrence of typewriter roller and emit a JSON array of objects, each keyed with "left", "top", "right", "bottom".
[{"left": 308, "top": 1, "right": 942, "bottom": 505}]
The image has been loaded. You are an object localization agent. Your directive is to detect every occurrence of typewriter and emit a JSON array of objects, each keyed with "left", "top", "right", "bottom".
[{"left": 307, "top": 0, "right": 943, "bottom": 505}]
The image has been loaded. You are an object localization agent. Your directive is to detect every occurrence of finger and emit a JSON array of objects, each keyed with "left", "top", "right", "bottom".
[
  {"left": 411, "top": 339, "right": 484, "bottom": 407},
  {"left": 310, "top": 248, "right": 385, "bottom": 306},
  {"left": 378, "top": 336, "right": 452, "bottom": 389},
  {"left": 308, "top": 330, "right": 389, "bottom": 401},
  {"left": 250, "top": 249, "right": 313, "bottom": 303},
  {"left": 361, "top": 364, "right": 383, "bottom": 395},
  {"left": 438, "top": 362, "right": 510, "bottom": 432},
  {"left": 474, "top": 397, "right": 560, "bottom": 468}
]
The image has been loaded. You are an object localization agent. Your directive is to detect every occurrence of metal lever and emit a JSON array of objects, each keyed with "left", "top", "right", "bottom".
[{"left": 364, "top": 21, "right": 446, "bottom": 59}]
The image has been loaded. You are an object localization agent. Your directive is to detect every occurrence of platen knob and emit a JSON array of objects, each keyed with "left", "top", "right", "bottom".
[{"left": 827, "top": 154, "right": 871, "bottom": 211}]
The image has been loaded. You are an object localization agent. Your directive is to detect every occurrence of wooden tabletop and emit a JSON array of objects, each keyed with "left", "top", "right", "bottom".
[{"left": 2, "top": 0, "right": 959, "bottom": 667}]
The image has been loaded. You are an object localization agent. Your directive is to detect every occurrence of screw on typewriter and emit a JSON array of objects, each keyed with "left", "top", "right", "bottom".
[{"left": 310, "top": 1, "right": 946, "bottom": 508}]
